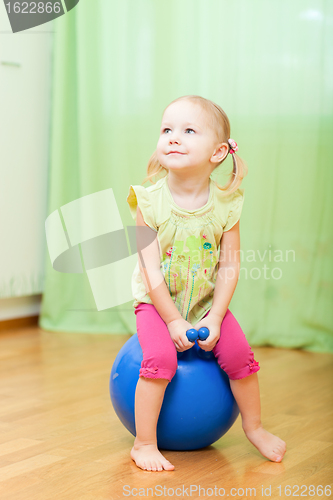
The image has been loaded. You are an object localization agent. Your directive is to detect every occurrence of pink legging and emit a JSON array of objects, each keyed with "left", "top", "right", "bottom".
[{"left": 135, "top": 303, "right": 260, "bottom": 382}]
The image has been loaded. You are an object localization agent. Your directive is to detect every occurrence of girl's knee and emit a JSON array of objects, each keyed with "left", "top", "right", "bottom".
[
  {"left": 140, "top": 350, "right": 178, "bottom": 382},
  {"left": 213, "top": 309, "right": 260, "bottom": 380},
  {"left": 227, "top": 354, "right": 260, "bottom": 380},
  {"left": 214, "top": 344, "right": 260, "bottom": 380}
]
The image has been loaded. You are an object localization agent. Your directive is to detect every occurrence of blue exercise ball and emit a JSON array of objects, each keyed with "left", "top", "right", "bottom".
[{"left": 110, "top": 333, "right": 239, "bottom": 451}]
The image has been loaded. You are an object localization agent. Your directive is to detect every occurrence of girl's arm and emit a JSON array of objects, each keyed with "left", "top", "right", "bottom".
[
  {"left": 209, "top": 220, "right": 241, "bottom": 322},
  {"left": 136, "top": 205, "right": 183, "bottom": 325}
]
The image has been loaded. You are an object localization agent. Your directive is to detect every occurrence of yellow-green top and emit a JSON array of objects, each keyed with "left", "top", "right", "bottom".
[{"left": 126, "top": 174, "right": 245, "bottom": 325}]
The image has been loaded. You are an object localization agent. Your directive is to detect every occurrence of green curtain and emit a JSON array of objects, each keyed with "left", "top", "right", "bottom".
[{"left": 39, "top": 0, "right": 333, "bottom": 353}]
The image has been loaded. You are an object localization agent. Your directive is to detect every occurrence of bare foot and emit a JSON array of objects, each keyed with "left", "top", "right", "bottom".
[
  {"left": 131, "top": 443, "right": 175, "bottom": 471},
  {"left": 244, "top": 425, "right": 286, "bottom": 462}
]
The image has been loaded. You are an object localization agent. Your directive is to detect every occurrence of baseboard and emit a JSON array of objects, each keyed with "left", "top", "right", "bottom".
[{"left": 0, "top": 315, "right": 39, "bottom": 332}]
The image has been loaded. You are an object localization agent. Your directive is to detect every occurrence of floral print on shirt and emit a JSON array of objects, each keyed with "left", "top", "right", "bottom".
[{"left": 162, "top": 233, "right": 219, "bottom": 321}]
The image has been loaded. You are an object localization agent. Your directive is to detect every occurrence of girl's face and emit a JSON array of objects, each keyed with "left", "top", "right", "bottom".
[{"left": 156, "top": 100, "right": 224, "bottom": 174}]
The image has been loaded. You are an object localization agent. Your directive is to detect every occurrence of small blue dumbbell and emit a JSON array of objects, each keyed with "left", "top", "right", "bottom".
[
  {"left": 186, "top": 328, "right": 198, "bottom": 342},
  {"left": 186, "top": 327, "right": 210, "bottom": 342},
  {"left": 197, "top": 327, "right": 210, "bottom": 341}
]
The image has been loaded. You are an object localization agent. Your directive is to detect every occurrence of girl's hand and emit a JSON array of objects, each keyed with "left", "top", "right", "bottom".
[
  {"left": 167, "top": 318, "right": 197, "bottom": 352},
  {"left": 194, "top": 313, "right": 223, "bottom": 352}
]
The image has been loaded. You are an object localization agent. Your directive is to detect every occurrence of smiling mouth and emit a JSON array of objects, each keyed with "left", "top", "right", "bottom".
[{"left": 168, "top": 152, "right": 185, "bottom": 155}]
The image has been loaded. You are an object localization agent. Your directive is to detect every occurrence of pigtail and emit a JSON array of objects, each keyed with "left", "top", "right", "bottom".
[
  {"left": 141, "top": 151, "right": 168, "bottom": 186},
  {"left": 214, "top": 151, "right": 248, "bottom": 195}
]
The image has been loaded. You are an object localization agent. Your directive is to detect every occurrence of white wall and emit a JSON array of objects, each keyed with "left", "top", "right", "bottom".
[
  {"left": 0, "top": 295, "right": 42, "bottom": 321},
  {"left": 0, "top": 6, "right": 53, "bottom": 319}
]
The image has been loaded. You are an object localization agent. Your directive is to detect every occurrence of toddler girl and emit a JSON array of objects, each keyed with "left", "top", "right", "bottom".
[{"left": 126, "top": 95, "right": 286, "bottom": 472}]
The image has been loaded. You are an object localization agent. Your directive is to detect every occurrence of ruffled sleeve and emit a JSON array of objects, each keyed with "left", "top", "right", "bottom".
[
  {"left": 223, "top": 188, "right": 245, "bottom": 232},
  {"left": 126, "top": 185, "right": 157, "bottom": 231}
]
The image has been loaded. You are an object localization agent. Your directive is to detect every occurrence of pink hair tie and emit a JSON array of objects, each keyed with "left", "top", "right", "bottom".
[{"left": 228, "top": 138, "right": 238, "bottom": 154}]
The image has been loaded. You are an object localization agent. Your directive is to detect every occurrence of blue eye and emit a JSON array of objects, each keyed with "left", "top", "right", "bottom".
[
  {"left": 185, "top": 128, "right": 195, "bottom": 134},
  {"left": 163, "top": 128, "right": 171, "bottom": 133}
]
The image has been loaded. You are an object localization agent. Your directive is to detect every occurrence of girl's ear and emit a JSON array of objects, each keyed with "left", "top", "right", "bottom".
[{"left": 211, "top": 143, "right": 228, "bottom": 163}]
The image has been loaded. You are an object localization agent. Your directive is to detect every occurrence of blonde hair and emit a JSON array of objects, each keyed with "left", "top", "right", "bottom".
[{"left": 141, "top": 95, "right": 248, "bottom": 196}]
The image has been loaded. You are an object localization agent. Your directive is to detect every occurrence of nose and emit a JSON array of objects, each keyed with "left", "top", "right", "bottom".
[{"left": 168, "top": 134, "right": 180, "bottom": 145}]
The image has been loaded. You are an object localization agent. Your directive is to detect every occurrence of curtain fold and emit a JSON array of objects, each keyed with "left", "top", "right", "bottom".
[{"left": 39, "top": 0, "right": 333, "bottom": 352}]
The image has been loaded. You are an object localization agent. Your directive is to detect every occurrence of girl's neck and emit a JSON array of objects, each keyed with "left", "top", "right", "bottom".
[{"left": 166, "top": 172, "right": 211, "bottom": 209}]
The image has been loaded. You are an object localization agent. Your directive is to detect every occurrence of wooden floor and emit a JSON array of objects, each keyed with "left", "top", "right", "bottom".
[{"left": 0, "top": 326, "right": 332, "bottom": 500}]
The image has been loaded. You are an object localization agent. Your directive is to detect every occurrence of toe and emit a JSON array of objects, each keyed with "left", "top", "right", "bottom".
[
  {"left": 271, "top": 451, "right": 282, "bottom": 462},
  {"left": 156, "top": 461, "right": 163, "bottom": 471},
  {"left": 279, "top": 439, "right": 286, "bottom": 450},
  {"left": 163, "top": 461, "right": 175, "bottom": 471},
  {"left": 276, "top": 444, "right": 286, "bottom": 457}
]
